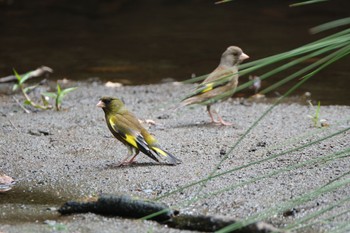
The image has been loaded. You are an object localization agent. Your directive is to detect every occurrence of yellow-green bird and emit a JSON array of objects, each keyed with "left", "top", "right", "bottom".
[
  {"left": 97, "top": 97, "right": 181, "bottom": 166},
  {"left": 179, "top": 46, "right": 249, "bottom": 125}
]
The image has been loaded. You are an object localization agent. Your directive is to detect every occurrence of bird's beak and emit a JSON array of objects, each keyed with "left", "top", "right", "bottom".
[
  {"left": 240, "top": 52, "right": 249, "bottom": 61},
  {"left": 96, "top": 100, "right": 105, "bottom": 108}
]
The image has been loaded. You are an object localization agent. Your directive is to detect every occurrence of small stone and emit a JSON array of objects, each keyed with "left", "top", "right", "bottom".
[
  {"left": 44, "top": 220, "right": 56, "bottom": 226},
  {"left": 219, "top": 149, "right": 226, "bottom": 155},
  {"left": 105, "top": 81, "right": 122, "bottom": 88}
]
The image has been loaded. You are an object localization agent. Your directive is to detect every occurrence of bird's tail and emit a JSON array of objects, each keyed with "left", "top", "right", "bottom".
[
  {"left": 171, "top": 97, "right": 195, "bottom": 112},
  {"left": 151, "top": 146, "right": 182, "bottom": 165}
]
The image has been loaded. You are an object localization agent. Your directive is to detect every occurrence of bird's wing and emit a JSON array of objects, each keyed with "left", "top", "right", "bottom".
[
  {"left": 183, "top": 69, "right": 235, "bottom": 100},
  {"left": 108, "top": 114, "right": 159, "bottom": 162}
]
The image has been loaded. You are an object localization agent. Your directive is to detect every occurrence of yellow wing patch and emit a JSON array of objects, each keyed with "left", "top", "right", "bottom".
[
  {"left": 109, "top": 118, "right": 138, "bottom": 148},
  {"left": 152, "top": 147, "right": 167, "bottom": 157},
  {"left": 200, "top": 83, "right": 214, "bottom": 94},
  {"left": 124, "top": 134, "right": 138, "bottom": 148}
]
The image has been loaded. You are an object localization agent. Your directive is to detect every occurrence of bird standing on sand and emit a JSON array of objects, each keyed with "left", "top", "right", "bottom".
[
  {"left": 179, "top": 46, "right": 249, "bottom": 125},
  {"left": 97, "top": 97, "right": 181, "bottom": 166}
]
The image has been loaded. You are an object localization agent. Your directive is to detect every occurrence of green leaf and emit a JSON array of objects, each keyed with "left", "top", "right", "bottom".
[
  {"left": 20, "top": 72, "right": 32, "bottom": 85},
  {"left": 57, "top": 87, "right": 77, "bottom": 106},
  {"left": 56, "top": 85, "right": 77, "bottom": 111},
  {"left": 57, "top": 95, "right": 63, "bottom": 106},
  {"left": 13, "top": 69, "right": 22, "bottom": 82},
  {"left": 56, "top": 83, "right": 61, "bottom": 95},
  {"left": 60, "top": 87, "right": 77, "bottom": 96},
  {"left": 23, "top": 100, "right": 32, "bottom": 105},
  {"left": 41, "top": 92, "right": 57, "bottom": 99}
]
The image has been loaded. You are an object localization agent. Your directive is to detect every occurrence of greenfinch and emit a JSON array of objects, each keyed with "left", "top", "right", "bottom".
[
  {"left": 97, "top": 97, "right": 181, "bottom": 166},
  {"left": 179, "top": 46, "right": 249, "bottom": 125}
]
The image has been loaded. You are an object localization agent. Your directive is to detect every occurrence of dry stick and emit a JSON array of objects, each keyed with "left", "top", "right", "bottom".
[
  {"left": 12, "top": 97, "right": 31, "bottom": 113},
  {"left": 8, "top": 120, "right": 19, "bottom": 131},
  {"left": 0, "top": 66, "right": 53, "bottom": 83}
]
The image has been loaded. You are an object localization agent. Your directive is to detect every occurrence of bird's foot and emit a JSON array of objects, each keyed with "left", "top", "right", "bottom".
[
  {"left": 217, "top": 120, "right": 233, "bottom": 126},
  {"left": 210, "top": 118, "right": 233, "bottom": 126},
  {"left": 216, "top": 114, "right": 233, "bottom": 126}
]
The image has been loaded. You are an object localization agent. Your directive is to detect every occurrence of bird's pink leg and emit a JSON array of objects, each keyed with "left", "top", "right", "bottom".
[
  {"left": 216, "top": 113, "right": 233, "bottom": 126},
  {"left": 127, "top": 151, "right": 140, "bottom": 164},
  {"left": 207, "top": 105, "right": 220, "bottom": 124},
  {"left": 116, "top": 148, "right": 139, "bottom": 166},
  {"left": 208, "top": 106, "right": 233, "bottom": 126}
]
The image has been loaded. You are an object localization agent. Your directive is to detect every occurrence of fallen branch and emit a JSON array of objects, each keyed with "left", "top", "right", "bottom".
[
  {"left": 59, "top": 194, "right": 175, "bottom": 222},
  {"left": 59, "top": 194, "right": 281, "bottom": 232},
  {"left": 0, "top": 66, "right": 53, "bottom": 83},
  {"left": 12, "top": 96, "right": 31, "bottom": 113}
]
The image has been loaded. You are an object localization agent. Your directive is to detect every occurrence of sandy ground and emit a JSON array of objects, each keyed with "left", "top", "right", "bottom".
[{"left": 0, "top": 82, "right": 349, "bottom": 233}]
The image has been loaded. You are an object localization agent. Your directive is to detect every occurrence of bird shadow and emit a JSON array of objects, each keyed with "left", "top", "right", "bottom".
[{"left": 104, "top": 161, "right": 175, "bottom": 169}]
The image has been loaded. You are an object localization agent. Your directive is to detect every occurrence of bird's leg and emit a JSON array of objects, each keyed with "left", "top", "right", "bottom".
[
  {"left": 211, "top": 107, "right": 233, "bottom": 126},
  {"left": 216, "top": 113, "right": 233, "bottom": 126},
  {"left": 128, "top": 150, "right": 140, "bottom": 164},
  {"left": 207, "top": 105, "right": 220, "bottom": 124},
  {"left": 117, "top": 147, "right": 137, "bottom": 166}
]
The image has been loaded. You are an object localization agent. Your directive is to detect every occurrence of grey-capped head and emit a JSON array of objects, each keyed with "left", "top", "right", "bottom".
[{"left": 220, "top": 46, "right": 249, "bottom": 67}]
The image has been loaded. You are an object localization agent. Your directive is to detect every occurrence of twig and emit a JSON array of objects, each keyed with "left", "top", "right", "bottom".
[
  {"left": 8, "top": 120, "right": 19, "bottom": 131},
  {"left": 12, "top": 97, "right": 31, "bottom": 113},
  {"left": 0, "top": 66, "right": 53, "bottom": 83}
]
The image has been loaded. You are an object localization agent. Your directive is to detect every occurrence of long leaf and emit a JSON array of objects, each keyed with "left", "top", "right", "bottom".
[
  {"left": 60, "top": 87, "right": 77, "bottom": 96},
  {"left": 290, "top": 0, "right": 328, "bottom": 7},
  {"left": 13, "top": 69, "right": 22, "bottom": 82},
  {"left": 311, "top": 17, "right": 350, "bottom": 34}
]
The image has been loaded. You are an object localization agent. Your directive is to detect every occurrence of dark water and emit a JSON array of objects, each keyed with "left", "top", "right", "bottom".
[{"left": 0, "top": 0, "right": 349, "bottom": 105}]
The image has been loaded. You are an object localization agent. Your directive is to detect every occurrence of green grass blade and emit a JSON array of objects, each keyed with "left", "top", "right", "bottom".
[
  {"left": 260, "top": 43, "right": 350, "bottom": 95},
  {"left": 289, "top": 209, "right": 350, "bottom": 232},
  {"left": 153, "top": 125, "right": 349, "bottom": 202},
  {"left": 235, "top": 41, "right": 348, "bottom": 93},
  {"left": 57, "top": 83, "right": 61, "bottom": 94},
  {"left": 311, "top": 17, "right": 350, "bottom": 34},
  {"left": 181, "top": 74, "right": 208, "bottom": 84},
  {"left": 331, "top": 222, "right": 350, "bottom": 233},
  {"left": 60, "top": 87, "right": 77, "bottom": 96},
  {"left": 290, "top": 0, "right": 328, "bottom": 7},
  {"left": 216, "top": 174, "right": 350, "bottom": 233},
  {"left": 284, "top": 197, "right": 350, "bottom": 231}
]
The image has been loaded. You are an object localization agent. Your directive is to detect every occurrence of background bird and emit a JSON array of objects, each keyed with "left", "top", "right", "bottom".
[
  {"left": 97, "top": 96, "right": 181, "bottom": 166},
  {"left": 178, "top": 46, "right": 249, "bottom": 125}
]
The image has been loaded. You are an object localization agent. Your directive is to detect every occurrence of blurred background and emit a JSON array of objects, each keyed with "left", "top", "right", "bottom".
[{"left": 0, "top": 0, "right": 349, "bottom": 104}]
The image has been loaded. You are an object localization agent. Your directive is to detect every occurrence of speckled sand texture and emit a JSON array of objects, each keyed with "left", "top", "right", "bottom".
[{"left": 0, "top": 82, "right": 349, "bottom": 232}]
